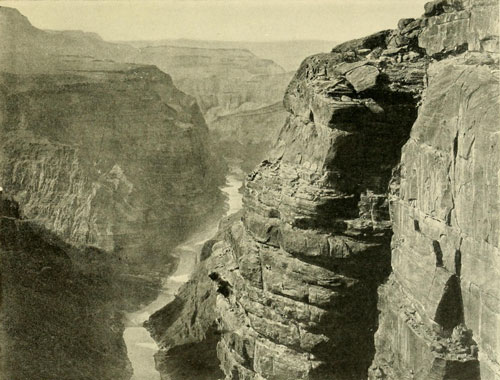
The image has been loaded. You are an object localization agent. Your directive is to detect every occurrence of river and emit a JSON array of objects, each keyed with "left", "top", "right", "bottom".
[{"left": 123, "top": 174, "right": 243, "bottom": 380}]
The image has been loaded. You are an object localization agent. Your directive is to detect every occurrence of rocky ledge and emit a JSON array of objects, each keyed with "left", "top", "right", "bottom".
[{"left": 147, "top": 0, "right": 499, "bottom": 379}]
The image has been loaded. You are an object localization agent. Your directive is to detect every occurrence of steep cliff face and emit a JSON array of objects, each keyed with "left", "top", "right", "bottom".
[
  {"left": 0, "top": 196, "right": 160, "bottom": 380},
  {"left": 147, "top": 1, "right": 499, "bottom": 379},
  {"left": 370, "top": 1, "right": 500, "bottom": 379},
  {"left": 0, "top": 8, "right": 225, "bottom": 268},
  {"left": 147, "top": 12, "right": 428, "bottom": 380},
  {"left": 209, "top": 102, "right": 288, "bottom": 172}
]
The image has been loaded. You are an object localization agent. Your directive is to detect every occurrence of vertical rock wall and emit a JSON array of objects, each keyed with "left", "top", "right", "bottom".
[
  {"left": 147, "top": 16, "right": 429, "bottom": 379},
  {"left": 370, "top": 1, "right": 500, "bottom": 379},
  {"left": 0, "top": 65, "right": 224, "bottom": 268}
]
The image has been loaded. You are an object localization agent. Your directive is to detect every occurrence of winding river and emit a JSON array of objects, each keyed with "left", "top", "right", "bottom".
[{"left": 123, "top": 175, "right": 243, "bottom": 380}]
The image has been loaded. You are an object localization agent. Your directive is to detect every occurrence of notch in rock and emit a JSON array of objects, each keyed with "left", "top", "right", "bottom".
[
  {"left": 309, "top": 110, "right": 315, "bottom": 123},
  {"left": 434, "top": 275, "right": 464, "bottom": 333},
  {"left": 433, "top": 240, "right": 443, "bottom": 267},
  {"left": 455, "top": 249, "right": 462, "bottom": 277},
  {"left": 209, "top": 272, "right": 232, "bottom": 298},
  {"left": 414, "top": 219, "right": 420, "bottom": 232}
]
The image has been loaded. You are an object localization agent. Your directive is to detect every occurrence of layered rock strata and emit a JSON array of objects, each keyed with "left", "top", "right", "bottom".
[
  {"left": 147, "top": 12, "right": 429, "bottom": 380},
  {"left": 148, "top": 1, "right": 500, "bottom": 379},
  {"left": 0, "top": 7, "right": 225, "bottom": 268}
]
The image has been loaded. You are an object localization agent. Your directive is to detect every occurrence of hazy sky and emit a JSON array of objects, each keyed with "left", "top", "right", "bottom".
[{"left": 2, "top": 0, "right": 429, "bottom": 42}]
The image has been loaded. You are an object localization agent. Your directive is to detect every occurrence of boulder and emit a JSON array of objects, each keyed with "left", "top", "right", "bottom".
[{"left": 345, "top": 64, "right": 380, "bottom": 92}]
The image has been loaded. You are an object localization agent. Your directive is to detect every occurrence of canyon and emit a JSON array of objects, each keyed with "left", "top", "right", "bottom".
[
  {"left": 0, "top": 1, "right": 498, "bottom": 380},
  {"left": 147, "top": 1, "right": 500, "bottom": 380},
  {"left": 125, "top": 44, "right": 294, "bottom": 170},
  {"left": 0, "top": 6, "right": 226, "bottom": 380}
]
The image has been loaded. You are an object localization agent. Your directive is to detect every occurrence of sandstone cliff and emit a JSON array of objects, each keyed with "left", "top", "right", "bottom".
[
  {"left": 146, "top": 1, "right": 499, "bottom": 379},
  {"left": 369, "top": 1, "right": 500, "bottom": 378}
]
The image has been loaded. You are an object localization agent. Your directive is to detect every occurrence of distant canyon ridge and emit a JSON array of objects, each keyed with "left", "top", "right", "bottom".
[{"left": 123, "top": 39, "right": 338, "bottom": 171}]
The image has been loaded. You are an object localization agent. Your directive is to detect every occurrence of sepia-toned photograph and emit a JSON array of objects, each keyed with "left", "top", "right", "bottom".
[{"left": 0, "top": 0, "right": 498, "bottom": 379}]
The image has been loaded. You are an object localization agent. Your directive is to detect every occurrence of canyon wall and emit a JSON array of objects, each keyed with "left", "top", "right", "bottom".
[
  {"left": 147, "top": 0, "right": 499, "bottom": 379},
  {"left": 369, "top": 1, "right": 500, "bottom": 379},
  {"left": 127, "top": 45, "right": 293, "bottom": 170},
  {"left": 0, "top": 7, "right": 225, "bottom": 268},
  {"left": 0, "top": 7, "right": 225, "bottom": 380},
  {"left": 1, "top": 6, "right": 296, "bottom": 173}
]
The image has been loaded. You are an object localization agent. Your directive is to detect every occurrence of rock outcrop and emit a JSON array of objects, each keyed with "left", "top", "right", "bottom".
[
  {"left": 147, "top": 1, "right": 499, "bottom": 379},
  {"left": 0, "top": 7, "right": 225, "bottom": 269}
]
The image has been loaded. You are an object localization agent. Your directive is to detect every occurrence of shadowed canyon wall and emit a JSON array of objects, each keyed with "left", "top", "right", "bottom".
[
  {"left": 0, "top": 6, "right": 225, "bottom": 268},
  {"left": 0, "top": 197, "right": 154, "bottom": 380},
  {"left": 0, "top": 6, "right": 225, "bottom": 380},
  {"left": 147, "top": 0, "right": 499, "bottom": 379},
  {"left": 370, "top": 0, "right": 500, "bottom": 378}
]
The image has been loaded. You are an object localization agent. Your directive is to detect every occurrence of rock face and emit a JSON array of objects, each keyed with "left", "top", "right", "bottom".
[
  {"left": 209, "top": 102, "right": 288, "bottom": 172},
  {"left": 147, "top": 11, "right": 427, "bottom": 380},
  {"left": 147, "top": 1, "right": 499, "bottom": 379},
  {"left": 369, "top": 1, "right": 500, "bottom": 378},
  {"left": 0, "top": 7, "right": 225, "bottom": 268},
  {"left": 0, "top": 195, "right": 157, "bottom": 380}
]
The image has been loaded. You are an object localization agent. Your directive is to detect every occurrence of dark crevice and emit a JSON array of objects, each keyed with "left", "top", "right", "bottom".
[
  {"left": 433, "top": 240, "right": 444, "bottom": 267},
  {"left": 414, "top": 219, "right": 420, "bottom": 232},
  {"left": 455, "top": 249, "right": 462, "bottom": 277},
  {"left": 434, "top": 275, "right": 464, "bottom": 333},
  {"left": 208, "top": 272, "right": 232, "bottom": 298}
]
